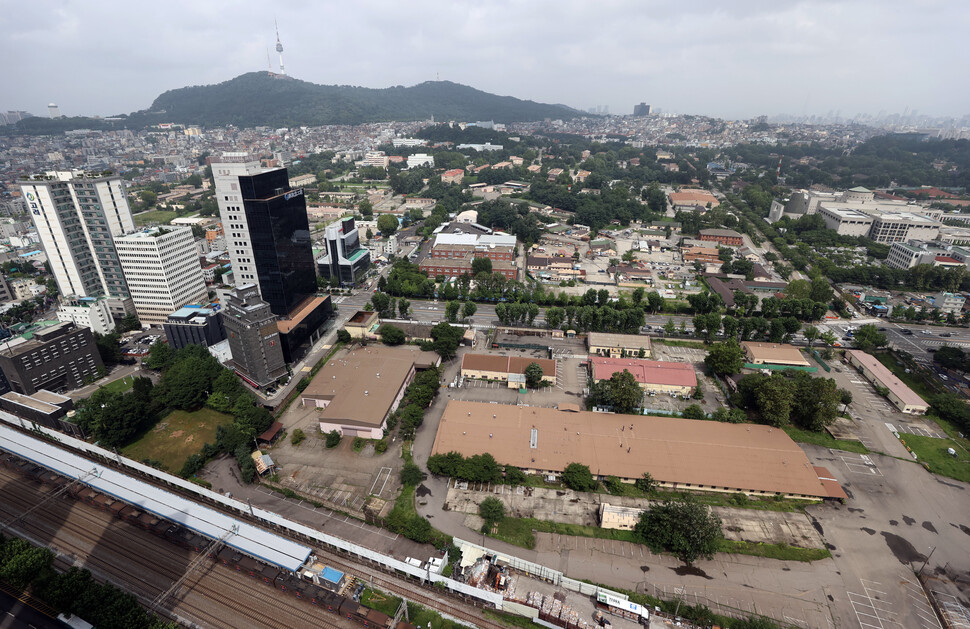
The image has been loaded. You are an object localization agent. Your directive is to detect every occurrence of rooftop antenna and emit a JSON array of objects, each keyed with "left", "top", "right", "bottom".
[{"left": 275, "top": 19, "right": 285, "bottom": 75}]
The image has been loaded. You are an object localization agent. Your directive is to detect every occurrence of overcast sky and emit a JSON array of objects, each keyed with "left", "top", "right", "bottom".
[{"left": 2, "top": 0, "right": 966, "bottom": 121}]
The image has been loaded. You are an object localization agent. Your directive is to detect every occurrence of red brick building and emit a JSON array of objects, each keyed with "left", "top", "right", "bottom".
[{"left": 699, "top": 228, "right": 743, "bottom": 247}]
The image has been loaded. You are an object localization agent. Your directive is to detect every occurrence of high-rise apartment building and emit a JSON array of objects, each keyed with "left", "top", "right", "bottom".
[
  {"left": 56, "top": 296, "right": 115, "bottom": 335},
  {"left": 237, "top": 169, "right": 317, "bottom": 316},
  {"left": 222, "top": 284, "right": 286, "bottom": 389},
  {"left": 20, "top": 170, "right": 134, "bottom": 319},
  {"left": 114, "top": 226, "right": 207, "bottom": 325}
]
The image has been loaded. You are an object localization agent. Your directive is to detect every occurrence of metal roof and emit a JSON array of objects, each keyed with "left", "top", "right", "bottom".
[{"left": 0, "top": 423, "right": 311, "bottom": 572}]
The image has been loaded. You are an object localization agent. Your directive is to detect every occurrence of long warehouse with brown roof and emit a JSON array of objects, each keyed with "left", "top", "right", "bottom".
[{"left": 431, "top": 400, "right": 846, "bottom": 500}]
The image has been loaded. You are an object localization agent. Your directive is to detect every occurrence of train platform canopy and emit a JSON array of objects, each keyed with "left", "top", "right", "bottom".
[{"left": 0, "top": 424, "right": 311, "bottom": 572}]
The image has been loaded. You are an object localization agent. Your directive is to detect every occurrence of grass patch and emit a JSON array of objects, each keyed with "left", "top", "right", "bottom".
[
  {"left": 405, "top": 602, "right": 464, "bottom": 629},
  {"left": 99, "top": 376, "right": 135, "bottom": 395},
  {"left": 783, "top": 425, "right": 869, "bottom": 454},
  {"left": 121, "top": 407, "right": 233, "bottom": 472},
  {"left": 133, "top": 210, "right": 178, "bottom": 226},
  {"left": 717, "top": 539, "right": 831, "bottom": 562},
  {"left": 655, "top": 338, "right": 707, "bottom": 349},
  {"left": 874, "top": 353, "right": 942, "bottom": 399},
  {"left": 360, "top": 588, "right": 401, "bottom": 617},
  {"left": 484, "top": 610, "right": 540, "bottom": 628},
  {"left": 492, "top": 517, "right": 828, "bottom": 561},
  {"left": 901, "top": 433, "right": 970, "bottom": 483}
]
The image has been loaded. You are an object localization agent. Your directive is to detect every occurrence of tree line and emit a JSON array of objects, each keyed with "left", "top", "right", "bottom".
[{"left": 0, "top": 534, "right": 176, "bottom": 629}]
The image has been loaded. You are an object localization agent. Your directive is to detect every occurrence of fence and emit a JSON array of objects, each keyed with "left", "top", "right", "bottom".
[{"left": 811, "top": 349, "right": 831, "bottom": 372}]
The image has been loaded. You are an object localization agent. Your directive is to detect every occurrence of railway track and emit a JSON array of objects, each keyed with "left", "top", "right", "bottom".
[{"left": 0, "top": 468, "right": 354, "bottom": 629}]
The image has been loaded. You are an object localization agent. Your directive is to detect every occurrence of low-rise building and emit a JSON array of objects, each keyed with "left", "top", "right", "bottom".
[
  {"left": 0, "top": 389, "right": 80, "bottom": 437},
  {"left": 300, "top": 345, "right": 439, "bottom": 439},
  {"left": 846, "top": 350, "right": 928, "bottom": 414},
  {"left": 441, "top": 169, "right": 464, "bottom": 184},
  {"left": 344, "top": 311, "right": 379, "bottom": 339},
  {"left": 698, "top": 228, "right": 743, "bottom": 247},
  {"left": 741, "top": 342, "right": 810, "bottom": 367},
  {"left": 163, "top": 306, "right": 226, "bottom": 350},
  {"left": 56, "top": 296, "right": 115, "bottom": 335},
  {"left": 681, "top": 246, "right": 721, "bottom": 265},
  {"left": 587, "top": 332, "right": 652, "bottom": 358},
  {"left": 460, "top": 354, "right": 557, "bottom": 387},
  {"left": 930, "top": 292, "right": 966, "bottom": 314},
  {"left": 588, "top": 356, "right": 696, "bottom": 396},
  {"left": 0, "top": 322, "right": 103, "bottom": 394},
  {"left": 668, "top": 190, "right": 720, "bottom": 211},
  {"left": 406, "top": 153, "right": 435, "bottom": 169},
  {"left": 431, "top": 401, "right": 847, "bottom": 500}
]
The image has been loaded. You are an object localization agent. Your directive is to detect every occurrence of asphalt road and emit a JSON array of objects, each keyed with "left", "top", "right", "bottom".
[{"left": 0, "top": 589, "right": 64, "bottom": 629}]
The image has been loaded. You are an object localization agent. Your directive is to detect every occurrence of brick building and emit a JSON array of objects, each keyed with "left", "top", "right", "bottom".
[{"left": 699, "top": 228, "right": 744, "bottom": 247}]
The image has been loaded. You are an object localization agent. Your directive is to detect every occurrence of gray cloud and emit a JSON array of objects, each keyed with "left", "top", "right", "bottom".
[{"left": 1, "top": 0, "right": 966, "bottom": 119}]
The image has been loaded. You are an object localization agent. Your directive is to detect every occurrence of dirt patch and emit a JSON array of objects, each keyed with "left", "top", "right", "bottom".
[
  {"left": 185, "top": 435, "right": 194, "bottom": 444},
  {"left": 153, "top": 422, "right": 168, "bottom": 432},
  {"left": 170, "top": 430, "right": 184, "bottom": 439},
  {"left": 880, "top": 532, "right": 927, "bottom": 564}
]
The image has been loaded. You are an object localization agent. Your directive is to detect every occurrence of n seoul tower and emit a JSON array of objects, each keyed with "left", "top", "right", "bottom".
[{"left": 275, "top": 19, "right": 285, "bottom": 75}]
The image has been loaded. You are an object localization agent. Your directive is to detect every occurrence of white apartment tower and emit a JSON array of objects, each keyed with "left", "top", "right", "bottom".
[
  {"left": 114, "top": 226, "right": 207, "bottom": 325},
  {"left": 20, "top": 170, "right": 135, "bottom": 320},
  {"left": 56, "top": 296, "right": 116, "bottom": 335},
  {"left": 210, "top": 152, "right": 262, "bottom": 286}
]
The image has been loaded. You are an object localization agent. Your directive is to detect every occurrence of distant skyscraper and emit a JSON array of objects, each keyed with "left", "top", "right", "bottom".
[
  {"left": 48, "top": 103, "right": 61, "bottom": 118},
  {"left": 20, "top": 170, "right": 134, "bottom": 320},
  {"left": 633, "top": 103, "right": 652, "bottom": 116}
]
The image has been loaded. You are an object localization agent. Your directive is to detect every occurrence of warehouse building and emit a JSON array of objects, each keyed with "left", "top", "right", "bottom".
[
  {"left": 741, "top": 342, "right": 811, "bottom": 368},
  {"left": 460, "top": 354, "right": 557, "bottom": 387},
  {"left": 588, "top": 356, "right": 696, "bottom": 396},
  {"left": 587, "top": 332, "right": 652, "bottom": 358},
  {"left": 300, "top": 345, "right": 439, "bottom": 438},
  {"left": 431, "top": 401, "right": 846, "bottom": 500},
  {"left": 846, "top": 350, "right": 928, "bottom": 414}
]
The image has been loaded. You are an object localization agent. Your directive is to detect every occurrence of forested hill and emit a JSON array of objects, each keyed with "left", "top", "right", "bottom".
[{"left": 145, "top": 73, "right": 580, "bottom": 127}]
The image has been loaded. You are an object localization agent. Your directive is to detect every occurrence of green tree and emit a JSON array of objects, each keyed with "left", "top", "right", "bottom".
[
  {"left": 852, "top": 324, "right": 888, "bottom": 352},
  {"left": 791, "top": 372, "right": 841, "bottom": 432},
  {"left": 325, "top": 430, "right": 342, "bottom": 448},
  {"left": 589, "top": 369, "right": 643, "bottom": 414},
  {"left": 94, "top": 332, "right": 122, "bottom": 365},
  {"left": 380, "top": 324, "right": 406, "bottom": 345},
  {"left": 445, "top": 300, "right": 461, "bottom": 322},
  {"left": 462, "top": 300, "right": 477, "bottom": 321},
  {"left": 704, "top": 340, "right": 745, "bottom": 376},
  {"left": 633, "top": 496, "right": 723, "bottom": 566},
  {"left": 359, "top": 199, "right": 374, "bottom": 217},
  {"left": 479, "top": 497, "right": 506, "bottom": 530},
  {"left": 561, "top": 463, "right": 597, "bottom": 491},
  {"left": 400, "top": 462, "right": 426, "bottom": 486},
  {"left": 471, "top": 257, "right": 493, "bottom": 275},
  {"left": 504, "top": 466, "right": 527, "bottom": 486},
  {"left": 604, "top": 475, "right": 625, "bottom": 495},
  {"left": 377, "top": 213, "right": 399, "bottom": 235},
  {"left": 144, "top": 340, "right": 174, "bottom": 370},
  {"left": 398, "top": 298, "right": 411, "bottom": 319},
  {"left": 663, "top": 317, "right": 676, "bottom": 336},
  {"left": 337, "top": 329, "right": 352, "bottom": 343},
  {"left": 0, "top": 544, "right": 53, "bottom": 589},
  {"left": 682, "top": 404, "right": 706, "bottom": 419},
  {"left": 755, "top": 375, "right": 795, "bottom": 427},
  {"left": 430, "top": 322, "right": 462, "bottom": 361},
  {"left": 803, "top": 325, "right": 820, "bottom": 347},
  {"left": 524, "top": 362, "right": 545, "bottom": 389},
  {"left": 635, "top": 472, "right": 656, "bottom": 493}
]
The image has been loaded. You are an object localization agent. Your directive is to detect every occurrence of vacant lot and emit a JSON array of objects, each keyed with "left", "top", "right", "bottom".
[
  {"left": 122, "top": 407, "right": 233, "bottom": 472},
  {"left": 133, "top": 210, "right": 177, "bottom": 226}
]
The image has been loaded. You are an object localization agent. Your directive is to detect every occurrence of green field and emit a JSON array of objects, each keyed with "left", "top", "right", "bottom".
[
  {"left": 783, "top": 425, "right": 870, "bottom": 454},
  {"left": 99, "top": 376, "right": 135, "bottom": 395},
  {"left": 122, "top": 408, "right": 233, "bottom": 472},
  {"left": 360, "top": 589, "right": 401, "bottom": 617},
  {"left": 902, "top": 433, "right": 970, "bottom": 483},
  {"left": 133, "top": 210, "right": 177, "bottom": 226}
]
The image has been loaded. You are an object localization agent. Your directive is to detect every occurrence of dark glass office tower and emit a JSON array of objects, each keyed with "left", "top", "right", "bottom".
[{"left": 238, "top": 169, "right": 317, "bottom": 316}]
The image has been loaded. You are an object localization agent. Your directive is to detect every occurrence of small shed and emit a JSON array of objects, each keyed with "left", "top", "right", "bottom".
[{"left": 257, "top": 421, "right": 284, "bottom": 445}]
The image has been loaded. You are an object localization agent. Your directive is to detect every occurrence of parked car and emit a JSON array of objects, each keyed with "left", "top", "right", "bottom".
[{"left": 940, "top": 333, "right": 952, "bottom": 337}]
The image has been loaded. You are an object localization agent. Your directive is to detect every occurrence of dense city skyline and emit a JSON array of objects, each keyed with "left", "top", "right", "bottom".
[{"left": 2, "top": 0, "right": 968, "bottom": 122}]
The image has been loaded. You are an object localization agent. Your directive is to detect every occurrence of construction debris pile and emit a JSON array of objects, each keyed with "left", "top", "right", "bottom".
[{"left": 529, "top": 591, "right": 592, "bottom": 629}]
